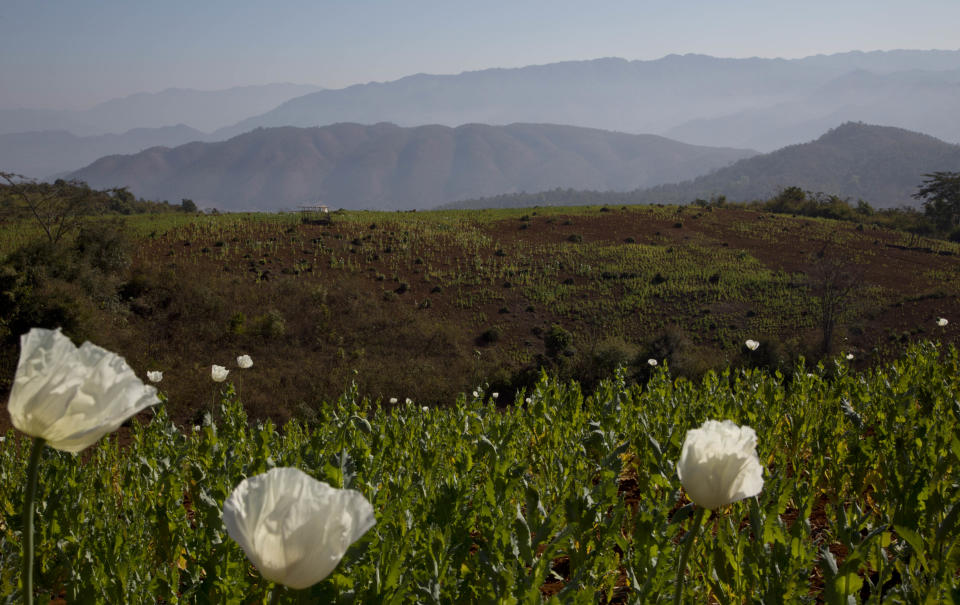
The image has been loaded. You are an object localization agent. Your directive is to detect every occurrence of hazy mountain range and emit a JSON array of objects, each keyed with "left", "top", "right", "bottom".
[
  {"left": 637, "top": 122, "right": 960, "bottom": 207},
  {"left": 664, "top": 67, "right": 960, "bottom": 150},
  {"left": 0, "top": 125, "right": 208, "bottom": 180},
  {"left": 4, "top": 50, "right": 960, "bottom": 203},
  {"left": 214, "top": 50, "right": 960, "bottom": 150},
  {"left": 445, "top": 123, "right": 960, "bottom": 210},
  {"left": 67, "top": 122, "right": 755, "bottom": 211},
  {"left": 0, "top": 83, "right": 323, "bottom": 137}
]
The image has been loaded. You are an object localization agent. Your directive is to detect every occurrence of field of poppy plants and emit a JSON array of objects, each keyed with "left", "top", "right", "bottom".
[{"left": 2, "top": 332, "right": 959, "bottom": 603}]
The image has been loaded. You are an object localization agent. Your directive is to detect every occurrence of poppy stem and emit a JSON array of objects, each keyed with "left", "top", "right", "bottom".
[
  {"left": 22, "top": 436, "right": 45, "bottom": 605},
  {"left": 268, "top": 586, "right": 283, "bottom": 605},
  {"left": 673, "top": 506, "right": 707, "bottom": 605}
]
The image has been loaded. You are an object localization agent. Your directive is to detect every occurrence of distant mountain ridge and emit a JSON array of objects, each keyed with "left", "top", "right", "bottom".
[
  {"left": 0, "top": 125, "right": 209, "bottom": 180},
  {"left": 67, "top": 122, "right": 755, "bottom": 210},
  {"left": 640, "top": 122, "right": 960, "bottom": 207},
  {"left": 664, "top": 67, "right": 960, "bottom": 150},
  {"left": 0, "top": 83, "right": 323, "bottom": 136},
  {"left": 5, "top": 50, "right": 960, "bottom": 179},
  {"left": 214, "top": 50, "right": 960, "bottom": 148},
  {"left": 447, "top": 123, "right": 960, "bottom": 210}
]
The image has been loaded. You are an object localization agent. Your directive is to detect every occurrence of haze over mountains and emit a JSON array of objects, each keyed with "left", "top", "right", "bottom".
[
  {"left": 639, "top": 122, "right": 960, "bottom": 207},
  {"left": 664, "top": 67, "right": 960, "bottom": 150},
  {"left": 0, "top": 83, "right": 323, "bottom": 136},
  {"left": 445, "top": 123, "right": 960, "bottom": 210},
  {"left": 215, "top": 50, "right": 960, "bottom": 150},
  {"left": 0, "top": 125, "right": 209, "bottom": 180},
  {"left": 68, "top": 123, "right": 754, "bottom": 210},
  {"left": 3, "top": 50, "right": 960, "bottom": 208}
]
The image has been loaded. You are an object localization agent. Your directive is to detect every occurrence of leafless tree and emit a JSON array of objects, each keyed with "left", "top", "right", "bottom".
[
  {"left": 1, "top": 171, "right": 103, "bottom": 244},
  {"left": 808, "top": 244, "right": 863, "bottom": 356}
]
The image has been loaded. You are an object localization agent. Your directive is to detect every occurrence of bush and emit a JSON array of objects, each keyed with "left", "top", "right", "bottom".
[
  {"left": 545, "top": 324, "right": 573, "bottom": 357},
  {"left": 575, "top": 337, "right": 638, "bottom": 391},
  {"left": 228, "top": 312, "right": 246, "bottom": 335},
  {"left": 254, "top": 309, "right": 286, "bottom": 339},
  {"left": 73, "top": 218, "right": 132, "bottom": 274},
  {"left": 481, "top": 326, "right": 502, "bottom": 344},
  {"left": 639, "top": 326, "right": 713, "bottom": 381}
]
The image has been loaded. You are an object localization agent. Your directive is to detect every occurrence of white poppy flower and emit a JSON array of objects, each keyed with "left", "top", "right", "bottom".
[
  {"left": 422, "top": 406, "right": 429, "bottom": 412},
  {"left": 237, "top": 355, "right": 253, "bottom": 369},
  {"left": 223, "top": 467, "right": 376, "bottom": 589},
  {"left": 405, "top": 398, "right": 412, "bottom": 404},
  {"left": 744, "top": 340, "right": 759, "bottom": 351},
  {"left": 846, "top": 353, "right": 854, "bottom": 361},
  {"left": 647, "top": 358, "right": 658, "bottom": 367},
  {"left": 472, "top": 391, "right": 479, "bottom": 398},
  {"left": 937, "top": 317, "right": 948, "bottom": 327},
  {"left": 492, "top": 392, "right": 499, "bottom": 399},
  {"left": 7, "top": 328, "right": 159, "bottom": 452},
  {"left": 676, "top": 419, "right": 763, "bottom": 510},
  {"left": 211, "top": 365, "right": 229, "bottom": 382},
  {"left": 388, "top": 397, "right": 397, "bottom": 404},
  {"left": 147, "top": 371, "right": 163, "bottom": 383},
  {"left": 525, "top": 397, "right": 532, "bottom": 404}
]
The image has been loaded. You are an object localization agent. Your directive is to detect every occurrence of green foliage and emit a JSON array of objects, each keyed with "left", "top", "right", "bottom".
[
  {"left": 544, "top": 324, "right": 573, "bottom": 357},
  {"left": 2, "top": 344, "right": 959, "bottom": 601},
  {"left": 914, "top": 171, "right": 960, "bottom": 232},
  {"left": 0, "top": 175, "right": 184, "bottom": 250},
  {"left": 254, "top": 309, "right": 287, "bottom": 340},
  {"left": 446, "top": 183, "right": 944, "bottom": 240}
]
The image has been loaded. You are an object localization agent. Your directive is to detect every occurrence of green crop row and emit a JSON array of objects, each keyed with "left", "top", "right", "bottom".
[{"left": 2, "top": 342, "right": 958, "bottom": 603}]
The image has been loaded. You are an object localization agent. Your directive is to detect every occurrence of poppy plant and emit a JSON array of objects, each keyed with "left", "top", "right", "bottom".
[
  {"left": 7, "top": 328, "right": 159, "bottom": 605},
  {"left": 673, "top": 419, "right": 763, "bottom": 604},
  {"left": 676, "top": 419, "right": 763, "bottom": 510},
  {"left": 223, "top": 467, "right": 376, "bottom": 590},
  {"left": 8, "top": 328, "right": 159, "bottom": 453}
]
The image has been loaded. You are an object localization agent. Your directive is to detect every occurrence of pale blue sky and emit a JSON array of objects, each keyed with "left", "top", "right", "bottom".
[{"left": 1, "top": 0, "right": 958, "bottom": 109}]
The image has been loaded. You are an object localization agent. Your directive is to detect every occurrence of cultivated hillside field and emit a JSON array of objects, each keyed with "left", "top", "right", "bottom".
[
  {"left": 1, "top": 205, "right": 959, "bottom": 602},
  {"left": 2, "top": 204, "right": 958, "bottom": 427}
]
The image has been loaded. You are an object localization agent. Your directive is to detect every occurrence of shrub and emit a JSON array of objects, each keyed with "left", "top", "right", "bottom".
[
  {"left": 254, "top": 309, "right": 286, "bottom": 339},
  {"left": 481, "top": 326, "right": 502, "bottom": 344},
  {"left": 545, "top": 324, "right": 573, "bottom": 357},
  {"left": 228, "top": 312, "right": 246, "bottom": 335},
  {"left": 73, "top": 219, "right": 132, "bottom": 274},
  {"left": 575, "top": 337, "right": 638, "bottom": 391}
]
